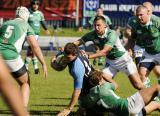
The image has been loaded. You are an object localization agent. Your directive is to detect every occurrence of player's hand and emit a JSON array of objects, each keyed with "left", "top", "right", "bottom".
[
  {"left": 57, "top": 108, "right": 71, "bottom": 116},
  {"left": 42, "top": 63, "right": 48, "bottom": 78},
  {"left": 51, "top": 56, "right": 56, "bottom": 62}
]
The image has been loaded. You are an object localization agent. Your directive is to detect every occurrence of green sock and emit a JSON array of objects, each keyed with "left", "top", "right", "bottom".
[
  {"left": 32, "top": 57, "right": 38, "bottom": 69},
  {"left": 25, "top": 57, "right": 31, "bottom": 70}
]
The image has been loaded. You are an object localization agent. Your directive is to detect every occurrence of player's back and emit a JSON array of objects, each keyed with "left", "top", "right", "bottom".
[
  {"left": 0, "top": 18, "right": 31, "bottom": 60},
  {"left": 0, "top": 18, "right": 29, "bottom": 45}
]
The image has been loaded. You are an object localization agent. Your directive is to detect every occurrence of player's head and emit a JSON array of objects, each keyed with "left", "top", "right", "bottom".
[
  {"left": 143, "top": 2, "right": 153, "bottom": 16},
  {"left": 31, "top": 0, "right": 40, "bottom": 11},
  {"left": 136, "top": 5, "right": 149, "bottom": 25},
  {"left": 88, "top": 70, "right": 104, "bottom": 87},
  {"left": 94, "top": 16, "right": 107, "bottom": 35},
  {"left": 96, "top": 8, "right": 104, "bottom": 16},
  {"left": 64, "top": 43, "right": 79, "bottom": 62},
  {"left": 16, "top": 6, "right": 30, "bottom": 21}
]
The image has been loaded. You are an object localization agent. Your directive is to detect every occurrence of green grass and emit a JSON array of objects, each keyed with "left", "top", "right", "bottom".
[
  {"left": 40, "top": 27, "right": 90, "bottom": 37},
  {"left": 0, "top": 56, "right": 159, "bottom": 115}
]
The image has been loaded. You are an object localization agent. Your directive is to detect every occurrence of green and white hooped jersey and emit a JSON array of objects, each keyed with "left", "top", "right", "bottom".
[
  {"left": 79, "top": 82, "right": 129, "bottom": 116},
  {"left": 0, "top": 18, "right": 35, "bottom": 60},
  {"left": 28, "top": 9, "right": 45, "bottom": 35},
  {"left": 81, "top": 29, "right": 126, "bottom": 60},
  {"left": 128, "top": 15, "right": 160, "bottom": 54}
]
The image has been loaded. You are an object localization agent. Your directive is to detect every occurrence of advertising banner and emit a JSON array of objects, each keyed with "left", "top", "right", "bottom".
[{"left": 0, "top": 0, "right": 83, "bottom": 20}]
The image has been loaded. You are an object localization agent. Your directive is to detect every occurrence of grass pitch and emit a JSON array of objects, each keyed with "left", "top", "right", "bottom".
[{"left": 0, "top": 56, "right": 159, "bottom": 116}]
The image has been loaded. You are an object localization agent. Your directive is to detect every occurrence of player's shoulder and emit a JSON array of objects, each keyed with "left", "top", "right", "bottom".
[
  {"left": 151, "top": 14, "right": 160, "bottom": 22},
  {"left": 151, "top": 14, "right": 160, "bottom": 26},
  {"left": 107, "top": 29, "right": 117, "bottom": 36}
]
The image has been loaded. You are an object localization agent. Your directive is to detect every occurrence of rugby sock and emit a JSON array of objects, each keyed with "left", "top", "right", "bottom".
[
  {"left": 25, "top": 57, "right": 31, "bottom": 70},
  {"left": 143, "top": 77, "right": 151, "bottom": 88},
  {"left": 32, "top": 57, "right": 38, "bottom": 70}
]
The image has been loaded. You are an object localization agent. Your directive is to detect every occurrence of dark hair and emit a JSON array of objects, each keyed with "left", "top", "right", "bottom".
[
  {"left": 93, "top": 16, "right": 106, "bottom": 24},
  {"left": 31, "top": 0, "right": 40, "bottom": 5},
  {"left": 89, "top": 70, "right": 103, "bottom": 87},
  {"left": 64, "top": 43, "right": 79, "bottom": 56}
]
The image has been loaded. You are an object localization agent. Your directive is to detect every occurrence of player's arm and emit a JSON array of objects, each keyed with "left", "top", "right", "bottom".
[
  {"left": 27, "top": 35, "right": 48, "bottom": 78},
  {"left": 89, "top": 45, "right": 112, "bottom": 59},
  {"left": 57, "top": 62, "right": 85, "bottom": 116},
  {"left": 41, "top": 21, "right": 50, "bottom": 35},
  {"left": 124, "top": 26, "right": 132, "bottom": 38},
  {"left": 125, "top": 27, "right": 135, "bottom": 56},
  {"left": 88, "top": 31, "right": 117, "bottom": 59}
]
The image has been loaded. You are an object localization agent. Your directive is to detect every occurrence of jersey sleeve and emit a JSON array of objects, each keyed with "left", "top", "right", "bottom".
[
  {"left": 110, "top": 83, "right": 116, "bottom": 91},
  {"left": 105, "top": 31, "right": 117, "bottom": 47},
  {"left": 80, "top": 31, "right": 95, "bottom": 43},
  {"left": 40, "top": 11, "right": 45, "bottom": 21},
  {"left": 126, "top": 16, "right": 136, "bottom": 29},
  {"left": 72, "top": 60, "right": 85, "bottom": 89}
]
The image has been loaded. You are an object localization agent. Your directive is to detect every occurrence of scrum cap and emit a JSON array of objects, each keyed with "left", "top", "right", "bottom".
[{"left": 16, "top": 6, "right": 30, "bottom": 21}]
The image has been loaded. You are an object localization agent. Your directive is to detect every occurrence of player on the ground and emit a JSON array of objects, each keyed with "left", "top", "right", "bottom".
[
  {"left": 0, "top": 6, "right": 48, "bottom": 108},
  {"left": 79, "top": 70, "right": 160, "bottom": 116},
  {"left": 51, "top": 43, "right": 117, "bottom": 116},
  {"left": 24, "top": 0, "right": 50, "bottom": 74}
]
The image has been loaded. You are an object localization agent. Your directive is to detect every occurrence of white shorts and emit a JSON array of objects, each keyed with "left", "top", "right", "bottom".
[
  {"left": 134, "top": 45, "right": 145, "bottom": 58},
  {"left": 103, "top": 53, "right": 137, "bottom": 77},
  {"left": 34, "top": 35, "right": 39, "bottom": 41},
  {"left": 127, "top": 92, "right": 145, "bottom": 115},
  {"left": 141, "top": 51, "right": 160, "bottom": 64},
  {"left": 5, "top": 55, "right": 24, "bottom": 72}
]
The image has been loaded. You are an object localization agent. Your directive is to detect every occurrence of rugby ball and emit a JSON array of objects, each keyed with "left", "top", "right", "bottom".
[{"left": 51, "top": 54, "right": 68, "bottom": 71}]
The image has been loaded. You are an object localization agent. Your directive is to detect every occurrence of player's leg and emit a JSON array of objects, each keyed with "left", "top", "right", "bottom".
[
  {"left": 139, "top": 61, "right": 155, "bottom": 88},
  {"left": 102, "top": 62, "right": 117, "bottom": 80},
  {"left": 6, "top": 56, "right": 30, "bottom": 108},
  {"left": 127, "top": 87, "right": 160, "bottom": 115},
  {"left": 32, "top": 54, "right": 39, "bottom": 74},
  {"left": 31, "top": 35, "right": 39, "bottom": 74},
  {"left": 139, "top": 84, "right": 160, "bottom": 104},
  {"left": 24, "top": 46, "right": 32, "bottom": 70},
  {"left": 0, "top": 57, "right": 28, "bottom": 115},
  {"left": 15, "top": 72, "right": 30, "bottom": 108},
  {"left": 144, "top": 101, "right": 160, "bottom": 114},
  {"left": 122, "top": 56, "right": 144, "bottom": 90}
]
